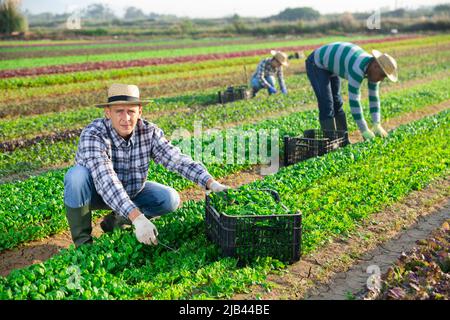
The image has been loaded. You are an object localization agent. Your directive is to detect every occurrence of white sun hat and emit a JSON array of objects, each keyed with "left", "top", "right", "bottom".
[
  {"left": 96, "top": 83, "right": 151, "bottom": 107},
  {"left": 270, "top": 50, "right": 289, "bottom": 67},
  {"left": 372, "top": 50, "right": 398, "bottom": 82}
]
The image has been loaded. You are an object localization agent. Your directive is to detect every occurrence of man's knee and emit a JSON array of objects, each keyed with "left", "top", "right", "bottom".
[
  {"left": 64, "top": 165, "right": 93, "bottom": 208},
  {"left": 162, "top": 188, "right": 181, "bottom": 213},
  {"left": 250, "top": 77, "right": 261, "bottom": 91},
  {"left": 64, "top": 165, "right": 90, "bottom": 187}
]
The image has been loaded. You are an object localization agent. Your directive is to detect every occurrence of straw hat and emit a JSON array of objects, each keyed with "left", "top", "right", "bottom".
[
  {"left": 96, "top": 83, "right": 151, "bottom": 107},
  {"left": 270, "top": 50, "right": 289, "bottom": 67},
  {"left": 372, "top": 50, "right": 398, "bottom": 82}
]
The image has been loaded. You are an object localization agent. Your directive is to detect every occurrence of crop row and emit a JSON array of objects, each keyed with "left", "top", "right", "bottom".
[
  {"left": 1, "top": 34, "right": 441, "bottom": 92},
  {"left": 0, "top": 72, "right": 241, "bottom": 118},
  {"left": 0, "top": 38, "right": 330, "bottom": 60},
  {"left": 365, "top": 219, "right": 449, "bottom": 300},
  {"left": 0, "top": 76, "right": 449, "bottom": 252},
  {"left": 0, "top": 35, "right": 417, "bottom": 77},
  {"left": 0, "top": 72, "right": 312, "bottom": 141},
  {"left": 2, "top": 38, "right": 449, "bottom": 122},
  {"left": 0, "top": 55, "right": 266, "bottom": 93},
  {"left": 0, "top": 36, "right": 318, "bottom": 53},
  {"left": 0, "top": 51, "right": 273, "bottom": 79},
  {"left": 0, "top": 39, "right": 109, "bottom": 48},
  {"left": 0, "top": 36, "right": 364, "bottom": 72},
  {"left": 0, "top": 129, "right": 82, "bottom": 153},
  {"left": 0, "top": 109, "right": 448, "bottom": 299},
  {"left": 0, "top": 71, "right": 316, "bottom": 151},
  {"left": 2, "top": 35, "right": 447, "bottom": 94},
  {"left": 0, "top": 69, "right": 449, "bottom": 179},
  {"left": 2, "top": 60, "right": 277, "bottom": 115},
  {"left": 0, "top": 37, "right": 314, "bottom": 60},
  {"left": 1, "top": 53, "right": 449, "bottom": 145}
]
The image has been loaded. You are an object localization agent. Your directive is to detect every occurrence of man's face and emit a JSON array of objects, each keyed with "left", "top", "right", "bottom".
[
  {"left": 105, "top": 104, "right": 142, "bottom": 138},
  {"left": 367, "top": 60, "right": 387, "bottom": 82},
  {"left": 271, "top": 58, "right": 282, "bottom": 68}
]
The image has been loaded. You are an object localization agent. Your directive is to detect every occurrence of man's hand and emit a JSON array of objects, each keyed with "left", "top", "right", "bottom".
[
  {"left": 268, "top": 86, "right": 277, "bottom": 95},
  {"left": 362, "top": 129, "right": 376, "bottom": 141},
  {"left": 281, "top": 88, "right": 288, "bottom": 95},
  {"left": 131, "top": 213, "right": 158, "bottom": 245},
  {"left": 206, "top": 179, "right": 230, "bottom": 192},
  {"left": 372, "top": 123, "right": 388, "bottom": 138}
]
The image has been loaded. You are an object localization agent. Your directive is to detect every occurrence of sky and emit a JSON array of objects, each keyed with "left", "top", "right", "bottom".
[{"left": 21, "top": 0, "right": 450, "bottom": 18}]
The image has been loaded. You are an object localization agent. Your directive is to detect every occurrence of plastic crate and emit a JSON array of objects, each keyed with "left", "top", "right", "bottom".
[
  {"left": 205, "top": 189, "right": 302, "bottom": 264},
  {"left": 283, "top": 129, "right": 349, "bottom": 166},
  {"left": 218, "top": 85, "right": 252, "bottom": 103}
]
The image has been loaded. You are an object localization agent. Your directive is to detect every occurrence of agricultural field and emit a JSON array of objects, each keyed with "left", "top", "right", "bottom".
[{"left": 0, "top": 31, "right": 449, "bottom": 302}]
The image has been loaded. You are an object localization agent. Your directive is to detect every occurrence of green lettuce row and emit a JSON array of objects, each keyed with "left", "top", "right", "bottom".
[
  {"left": 0, "top": 35, "right": 376, "bottom": 70},
  {"left": 1, "top": 72, "right": 311, "bottom": 142},
  {"left": 238, "top": 112, "right": 450, "bottom": 252},
  {"left": 0, "top": 75, "right": 449, "bottom": 252},
  {"left": 2, "top": 48, "right": 449, "bottom": 141},
  {"left": 3, "top": 36, "right": 448, "bottom": 114},
  {"left": 0, "top": 55, "right": 263, "bottom": 91},
  {"left": 0, "top": 37, "right": 260, "bottom": 53},
  {"left": 3, "top": 37, "right": 445, "bottom": 113},
  {"left": 2, "top": 71, "right": 449, "bottom": 179},
  {"left": 0, "top": 109, "right": 448, "bottom": 300},
  {"left": 2, "top": 34, "right": 447, "bottom": 91}
]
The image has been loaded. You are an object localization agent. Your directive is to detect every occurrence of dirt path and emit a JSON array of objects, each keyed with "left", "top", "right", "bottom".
[
  {"left": 305, "top": 200, "right": 450, "bottom": 300},
  {"left": 0, "top": 99, "right": 449, "bottom": 277}
]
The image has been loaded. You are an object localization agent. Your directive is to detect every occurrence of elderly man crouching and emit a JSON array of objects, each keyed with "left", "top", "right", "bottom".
[{"left": 64, "top": 83, "right": 228, "bottom": 247}]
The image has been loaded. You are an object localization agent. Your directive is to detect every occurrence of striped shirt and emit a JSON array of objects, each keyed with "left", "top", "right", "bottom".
[
  {"left": 75, "top": 118, "right": 212, "bottom": 218},
  {"left": 313, "top": 42, "right": 381, "bottom": 132},
  {"left": 252, "top": 57, "right": 287, "bottom": 92}
]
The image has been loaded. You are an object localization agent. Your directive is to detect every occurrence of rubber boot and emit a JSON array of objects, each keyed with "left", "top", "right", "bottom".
[
  {"left": 334, "top": 113, "right": 350, "bottom": 146},
  {"left": 251, "top": 87, "right": 258, "bottom": 98},
  {"left": 319, "top": 118, "right": 337, "bottom": 131},
  {"left": 65, "top": 205, "right": 93, "bottom": 247},
  {"left": 320, "top": 118, "right": 338, "bottom": 143}
]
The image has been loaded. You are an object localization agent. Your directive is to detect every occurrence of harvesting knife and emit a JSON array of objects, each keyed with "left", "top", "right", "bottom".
[{"left": 158, "top": 240, "right": 179, "bottom": 253}]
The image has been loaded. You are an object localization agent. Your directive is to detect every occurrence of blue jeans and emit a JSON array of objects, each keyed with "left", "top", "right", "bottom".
[
  {"left": 64, "top": 165, "right": 180, "bottom": 219},
  {"left": 305, "top": 53, "right": 345, "bottom": 121},
  {"left": 251, "top": 75, "right": 276, "bottom": 95}
]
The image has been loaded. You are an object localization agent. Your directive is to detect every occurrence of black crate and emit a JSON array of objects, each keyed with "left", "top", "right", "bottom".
[
  {"left": 283, "top": 129, "right": 349, "bottom": 166},
  {"left": 205, "top": 189, "right": 302, "bottom": 264},
  {"left": 218, "top": 85, "right": 252, "bottom": 103}
]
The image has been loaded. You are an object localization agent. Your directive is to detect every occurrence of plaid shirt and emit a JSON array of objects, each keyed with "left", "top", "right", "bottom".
[
  {"left": 75, "top": 118, "right": 212, "bottom": 218},
  {"left": 252, "top": 57, "right": 287, "bottom": 91}
]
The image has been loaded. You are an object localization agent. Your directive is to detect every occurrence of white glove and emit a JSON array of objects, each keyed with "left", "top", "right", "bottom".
[
  {"left": 208, "top": 180, "right": 229, "bottom": 193},
  {"left": 132, "top": 214, "right": 158, "bottom": 245},
  {"left": 361, "top": 129, "right": 376, "bottom": 141},
  {"left": 372, "top": 123, "right": 388, "bottom": 138}
]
